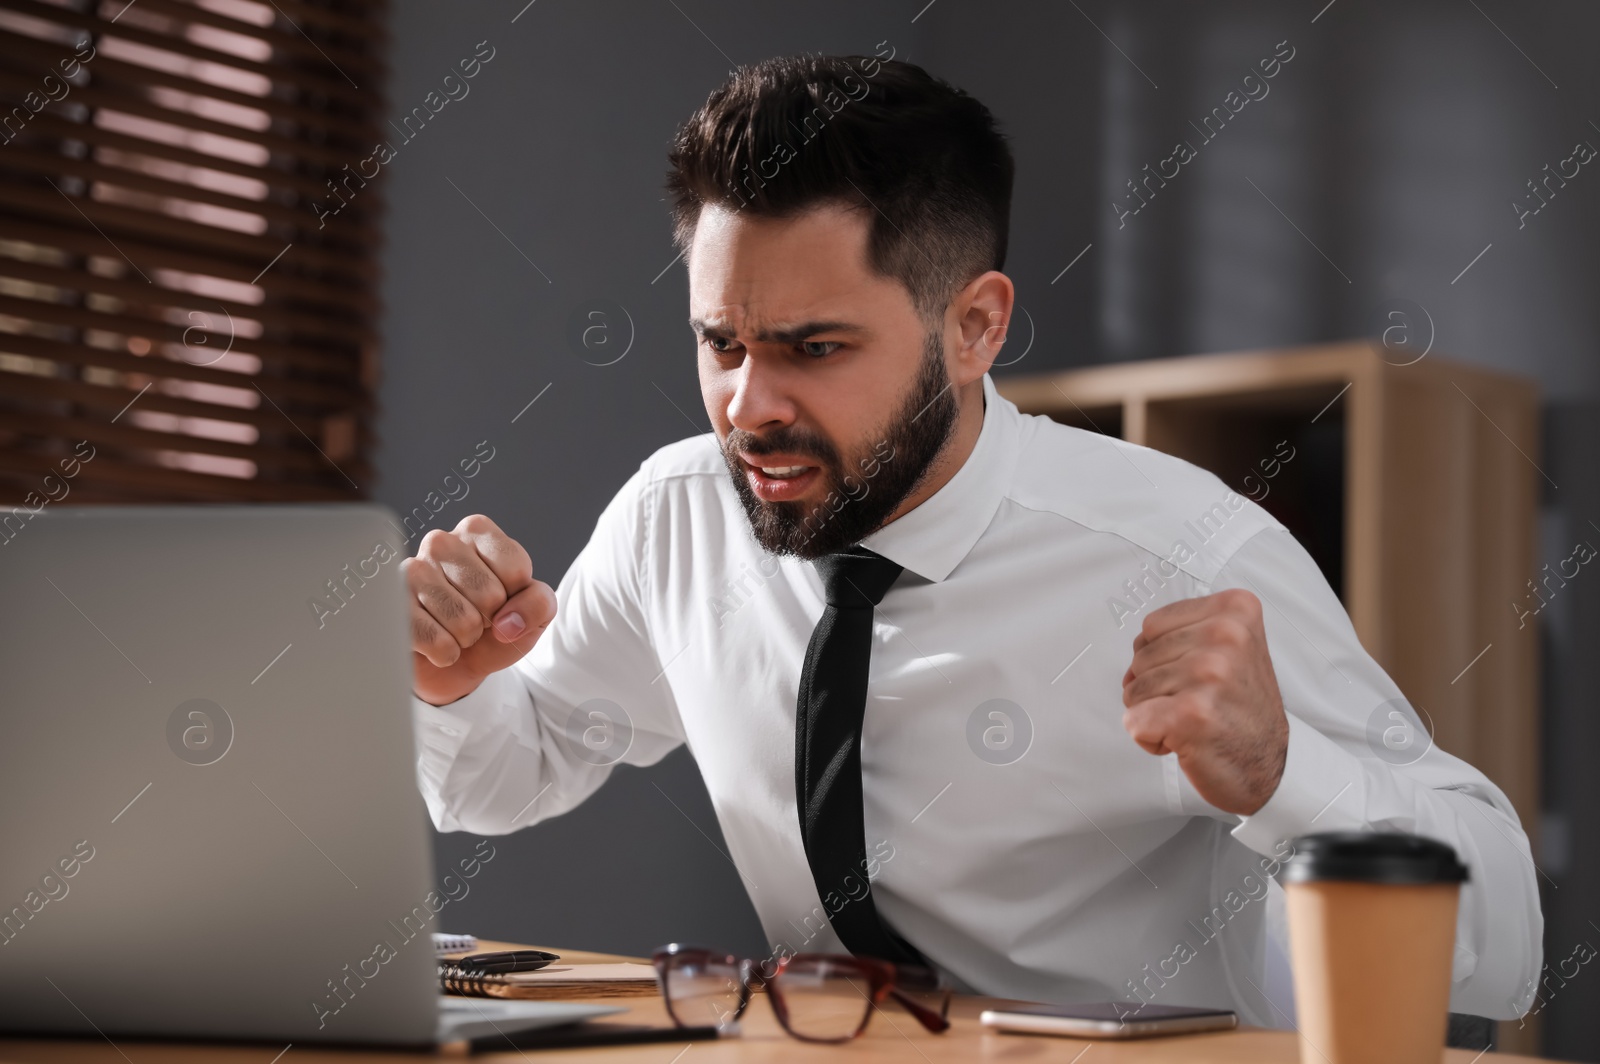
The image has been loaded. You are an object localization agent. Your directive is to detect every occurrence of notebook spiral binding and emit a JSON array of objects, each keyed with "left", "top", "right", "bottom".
[{"left": 438, "top": 963, "right": 517, "bottom": 998}]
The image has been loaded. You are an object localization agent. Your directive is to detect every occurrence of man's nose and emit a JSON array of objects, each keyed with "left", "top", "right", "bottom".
[{"left": 725, "top": 356, "right": 796, "bottom": 433}]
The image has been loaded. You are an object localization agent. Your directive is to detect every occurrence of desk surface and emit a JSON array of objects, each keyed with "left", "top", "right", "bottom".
[{"left": 0, "top": 943, "right": 1562, "bottom": 1063}]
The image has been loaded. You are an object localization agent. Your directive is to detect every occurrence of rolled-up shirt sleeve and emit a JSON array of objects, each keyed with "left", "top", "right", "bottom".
[
  {"left": 1215, "top": 525, "right": 1542, "bottom": 1020},
  {"left": 410, "top": 466, "right": 686, "bottom": 836}
]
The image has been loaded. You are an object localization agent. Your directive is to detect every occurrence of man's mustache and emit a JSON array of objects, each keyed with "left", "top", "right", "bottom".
[{"left": 725, "top": 428, "right": 840, "bottom": 466}]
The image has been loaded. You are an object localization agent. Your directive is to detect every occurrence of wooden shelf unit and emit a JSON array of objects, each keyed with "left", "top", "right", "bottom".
[{"left": 997, "top": 341, "right": 1542, "bottom": 833}]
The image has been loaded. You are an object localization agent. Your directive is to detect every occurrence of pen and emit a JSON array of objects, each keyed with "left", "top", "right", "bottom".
[{"left": 450, "top": 949, "right": 560, "bottom": 974}]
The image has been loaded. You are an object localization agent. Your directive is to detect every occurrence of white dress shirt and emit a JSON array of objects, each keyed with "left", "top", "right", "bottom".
[{"left": 413, "top": 373, "right": 1541, "bottom": 1025}]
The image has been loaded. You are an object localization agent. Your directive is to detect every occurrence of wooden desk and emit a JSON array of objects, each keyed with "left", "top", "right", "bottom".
[{"left": 0, "top": 943, "right": 1564, "bottom": 1063}]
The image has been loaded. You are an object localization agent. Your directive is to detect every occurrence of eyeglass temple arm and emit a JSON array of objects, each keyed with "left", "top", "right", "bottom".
[{"left": 886, "top": 986, "right": 951, "bottom": 1033}]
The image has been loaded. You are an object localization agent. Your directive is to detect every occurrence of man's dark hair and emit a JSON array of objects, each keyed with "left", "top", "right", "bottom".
[{"left": 666, "top": 54, "right": 1014, "bottom": 324}]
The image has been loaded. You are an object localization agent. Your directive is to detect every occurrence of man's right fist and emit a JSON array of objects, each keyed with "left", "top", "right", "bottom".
[{"left": 402, "top": 514, "right": 556, "bottom": 707}]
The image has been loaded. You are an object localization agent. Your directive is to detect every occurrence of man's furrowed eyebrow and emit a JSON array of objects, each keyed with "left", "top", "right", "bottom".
[
  {"left": 687, "top": 319, "right": 869, "bottom": 343},
  {"left": 755, "top": 321, "right": 868, "bottom": 343},
  {"left": 688, "top": 318, "right": 730, "bottom": 338}
]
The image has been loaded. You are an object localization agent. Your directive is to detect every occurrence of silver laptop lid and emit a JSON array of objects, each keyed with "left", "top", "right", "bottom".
[{"left": 0, "top": 504, "right": 442, "bottom": 1046}]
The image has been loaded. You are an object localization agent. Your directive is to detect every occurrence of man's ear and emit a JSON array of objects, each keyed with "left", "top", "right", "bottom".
[{"left": 951, "top": 270, "right": 1015, "bottom": 385}]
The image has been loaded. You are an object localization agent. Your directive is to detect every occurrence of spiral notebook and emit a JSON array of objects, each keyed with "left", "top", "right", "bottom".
[
  {"left": 432, "top": 932, "right": 478, "bottom": 956},
  {"left": 438, "top": 962, "right": 660, "bottom": 1000}
]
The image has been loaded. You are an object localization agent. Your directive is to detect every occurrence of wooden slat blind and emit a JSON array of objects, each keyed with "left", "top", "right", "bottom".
[{"left": 0, "top": 0, "right": 388, "bottom": 503}]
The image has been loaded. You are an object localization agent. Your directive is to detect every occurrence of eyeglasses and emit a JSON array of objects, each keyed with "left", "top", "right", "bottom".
[{"left": 651, "top": 943, "right": 952, "bottom": 1043}]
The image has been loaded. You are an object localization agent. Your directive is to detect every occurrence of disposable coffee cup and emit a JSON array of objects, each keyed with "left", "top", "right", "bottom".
[{"left": 1283, "top": 832, "right": 1469, "bottom": 1064}]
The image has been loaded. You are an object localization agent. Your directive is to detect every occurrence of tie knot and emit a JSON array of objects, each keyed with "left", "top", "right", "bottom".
[{"left": 813, "top": 548, "right": 903, "bottom": 609}]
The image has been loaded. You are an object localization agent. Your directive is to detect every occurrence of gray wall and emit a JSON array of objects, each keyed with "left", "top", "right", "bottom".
[
  {"left": 374, "top": 1, "right": 1600, "bottom": 1054},
  {"left": 373, "top": 0, "right": 924, "bottom": 962}
]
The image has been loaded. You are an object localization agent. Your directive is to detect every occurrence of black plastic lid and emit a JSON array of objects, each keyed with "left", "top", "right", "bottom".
[{"left": 1282, "top": 832, "right": 1470, "bottom": 885}]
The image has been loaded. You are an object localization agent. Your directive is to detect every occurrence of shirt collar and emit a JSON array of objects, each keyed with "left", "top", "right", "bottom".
[{"left": 860, "top": 373, "right": 1018, "bottom": 583}]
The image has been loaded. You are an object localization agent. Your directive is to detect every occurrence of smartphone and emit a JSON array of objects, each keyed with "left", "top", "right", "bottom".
[{"left": 979, "top": 1002, "right": 1238, "bottom": 1040}]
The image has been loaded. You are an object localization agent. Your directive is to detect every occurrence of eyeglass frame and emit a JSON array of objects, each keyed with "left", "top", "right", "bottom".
[{"left": 650, "top": 943, "right": 953, "bottom": 1043}]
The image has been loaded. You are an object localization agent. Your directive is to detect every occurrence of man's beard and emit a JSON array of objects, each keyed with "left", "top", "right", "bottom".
[{"left": 722, "top": 329, "right": 960, "bottom": 560}]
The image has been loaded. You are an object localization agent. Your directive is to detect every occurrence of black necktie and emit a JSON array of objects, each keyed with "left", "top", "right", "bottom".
[{"left": 794, "top": 547, "right": 925, "bottom": 966}]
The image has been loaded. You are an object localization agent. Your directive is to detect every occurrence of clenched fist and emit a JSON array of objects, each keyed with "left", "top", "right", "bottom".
[
  {"left": 402, "top": 514, "right": 555, "bottom": 707},
  {"left": 1121, "top": 588, "right": 1288, "bottom": 815}
]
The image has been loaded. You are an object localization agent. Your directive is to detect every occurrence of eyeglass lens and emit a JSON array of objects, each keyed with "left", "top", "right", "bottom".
[
  {"left": 661, "top": 956, "right": 745, "bottom": 1030},
  {"left": 771, "top": 957, "right": 877, "bottom": 1042}
]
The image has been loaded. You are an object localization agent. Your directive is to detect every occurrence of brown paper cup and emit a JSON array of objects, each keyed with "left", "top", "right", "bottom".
[{"left": 1283, "top": 833, "right": 1468, "bottom": 1064}]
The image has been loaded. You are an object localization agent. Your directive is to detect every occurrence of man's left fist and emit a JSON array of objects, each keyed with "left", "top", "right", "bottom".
[{"left": 1121, "top": 588, "right": 1289, "bottom": 816}]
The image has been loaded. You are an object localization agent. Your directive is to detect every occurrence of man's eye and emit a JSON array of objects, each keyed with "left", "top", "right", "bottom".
[
  {"left": 705, "top": 336, "right": 735, "bottom": 353},
  {"left": 801, "top": 341, "right": 840, "bottom": 358}
]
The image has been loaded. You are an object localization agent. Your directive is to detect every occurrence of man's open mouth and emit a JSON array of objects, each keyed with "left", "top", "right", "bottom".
[{"left": 740, "top": 453, "right": 824, "bottom": 503}]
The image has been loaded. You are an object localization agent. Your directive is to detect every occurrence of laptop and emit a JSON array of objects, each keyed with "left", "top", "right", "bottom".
[{"left": 0, "top": 504, "right": 621, "bottom": 1047}]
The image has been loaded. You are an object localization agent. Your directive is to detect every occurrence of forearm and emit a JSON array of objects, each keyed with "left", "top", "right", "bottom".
[
  {"left": 1233, "top": 713, "right": 1542, "bottom": 1018},
  {"left": 411, "top": 664, "right": 614, "bottom": 835},
  {"left": 1209, "top": 526, "right": 1543, "bottom": 1018}
]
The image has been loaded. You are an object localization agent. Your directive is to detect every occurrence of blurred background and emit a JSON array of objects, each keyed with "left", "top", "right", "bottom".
[{"left": 2, "top": 0, "right": 1596, "bottom": 1056}]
